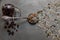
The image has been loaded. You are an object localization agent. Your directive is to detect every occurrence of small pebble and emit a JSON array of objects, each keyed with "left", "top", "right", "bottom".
[
  {"left": 54, "top": 35, "right": 57, "bottom": 37},
  {"left": 17, "top": 25, "right": 19, "bottom": 28},
  {"left": 57, "top": 13, "right": 59, "bottom": 16},
  {"left": 48, "top": 7, "right": 50, "bottom": 9},
  {"left": 4, "top": 26, "right": 7, "bottom": 29},
  {"left": 47, "top": 33, "right": 50, "bottom": 37},
  {"left": 50, "top": 25, "right": 56, "bottom": 27},
  {"left": 11, "top": 31, "right": 14, "bottom": 36},
  {"left": 54, "top": 19, "right": 58, "bottom": 21},
  {"left": 48, "top": 3, "right": 50, "bottom": 5},
  {"left": 8, "top": 32, "right": 11, "bottom": 35},
  {"left": 37, "top": 10, "right": 43, "bottom": 14},
  {"left": 7, "top": 29, "right": 11, "bottom": 32}
]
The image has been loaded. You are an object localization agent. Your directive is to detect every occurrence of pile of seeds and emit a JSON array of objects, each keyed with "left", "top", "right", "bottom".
[
  {"left": 36, "top": 0, "right": 60, "bottom": 40},
  {"left": 4, "top": 21, "right": 19, "bottom": 36}
]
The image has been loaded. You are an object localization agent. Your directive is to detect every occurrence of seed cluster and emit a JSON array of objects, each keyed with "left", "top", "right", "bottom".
[
  {"left": 4, "top": 21, "right": 19, "bottom": 36},
  {"left": 36, "top": 0, "right": 60, "bottom": 40}
]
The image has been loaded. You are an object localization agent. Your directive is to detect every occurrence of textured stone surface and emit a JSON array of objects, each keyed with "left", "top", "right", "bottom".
[{"left": 0, "top": 0, "right": 60, "bottom": 40}]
